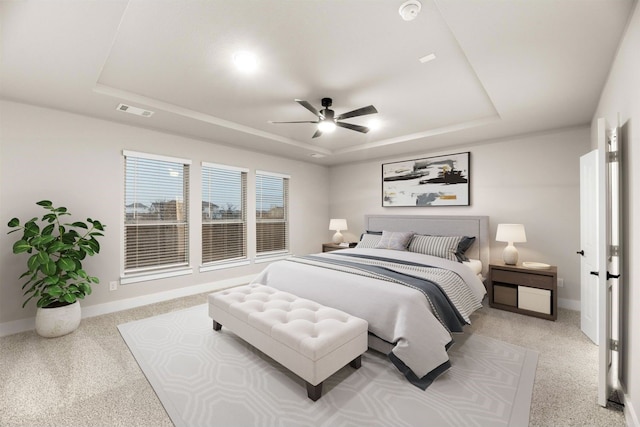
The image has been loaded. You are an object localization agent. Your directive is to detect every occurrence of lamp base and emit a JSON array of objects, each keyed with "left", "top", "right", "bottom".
[
  {"left": 332, "top": 231, "right": 344, "bottom": 244},
  {"left": 502, "top": 244, "right": 519, "bottom": 265}
]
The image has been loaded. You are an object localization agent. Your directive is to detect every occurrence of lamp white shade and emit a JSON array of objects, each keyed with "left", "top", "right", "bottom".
[
  {"left": 329, "top": 218, "right": 348, "bottom": 244},
  {"left": 496, "top": 224, "right": 526, "bottom": 265}
]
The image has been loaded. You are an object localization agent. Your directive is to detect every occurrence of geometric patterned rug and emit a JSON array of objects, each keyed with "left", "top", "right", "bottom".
[{"left": 118, "top": 304, "right": 538, "bottom": 427}]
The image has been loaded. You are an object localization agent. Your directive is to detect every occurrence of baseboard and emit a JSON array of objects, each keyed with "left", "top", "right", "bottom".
[
  {"left": 0, "top": 274, "right": 255, "bottom": 338},
  {"left": 558, "top": 297, "right": 581, "bottom": 311},
  {"left": 624, "top": 391, "right": 640, "bottom": 427}
]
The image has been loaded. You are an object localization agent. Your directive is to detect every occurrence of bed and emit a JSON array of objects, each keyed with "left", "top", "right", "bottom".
[{"left": 252, "top": 215, "right": 490, "bottom": 389}]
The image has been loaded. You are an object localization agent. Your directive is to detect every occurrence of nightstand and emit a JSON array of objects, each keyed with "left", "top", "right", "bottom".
[
  {"left": 322, "top": 243, "right": 354, "bottom": 252},
  {"left": 488, "top": 263, "right": 558, "bottom": 320}
]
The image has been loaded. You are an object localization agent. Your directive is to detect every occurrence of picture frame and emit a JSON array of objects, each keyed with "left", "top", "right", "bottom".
[{"left": 382, "top": 152, "right": 470, "bottom": 207}]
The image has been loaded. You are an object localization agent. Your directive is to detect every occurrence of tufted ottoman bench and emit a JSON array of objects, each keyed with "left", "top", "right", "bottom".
[{"left": 208, "top": 284, "right": 368, "bottom": 401}]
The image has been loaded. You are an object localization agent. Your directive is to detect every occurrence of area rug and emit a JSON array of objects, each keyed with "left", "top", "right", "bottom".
[{"left": 118, "top": 304, "right": 538, "bottom": 427}]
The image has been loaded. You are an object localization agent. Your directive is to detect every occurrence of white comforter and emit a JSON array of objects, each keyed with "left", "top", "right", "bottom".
[{"left": 251, "top": 248, "right": 486, "bottom": 384}]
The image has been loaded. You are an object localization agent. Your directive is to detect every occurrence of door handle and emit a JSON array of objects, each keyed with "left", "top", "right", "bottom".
[
  {"left": 577, "top": 250, "right": 585, "bottom": 256},
  {"left": 590, "top": 271, "right": 599, "bottom": 276},
  {"left": 607, "top": 272, "right": 620, "bottom": 280}
]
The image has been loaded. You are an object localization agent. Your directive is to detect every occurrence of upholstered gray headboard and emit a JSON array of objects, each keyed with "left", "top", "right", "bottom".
[{"left": 365, "top": 215, "right": 490, "bottom": 276}]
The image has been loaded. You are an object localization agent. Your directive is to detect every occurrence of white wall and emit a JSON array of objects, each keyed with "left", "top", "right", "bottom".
[
  {"left": 0, "top": 100, "right": 330, "bottom": 328},
  {"left": 328, "top": 126, "right": 591, "bottom": 307},
  {"left": 592, "top": 2, "right": 640, "bottom": 425}
]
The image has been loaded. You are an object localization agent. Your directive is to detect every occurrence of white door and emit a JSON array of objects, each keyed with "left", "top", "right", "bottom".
[
  {"left": 579, "top": 150, "right": 599, "bottom": 344},
  {"left": 596, "top": 118, "right": 621, "bottom": 407}
]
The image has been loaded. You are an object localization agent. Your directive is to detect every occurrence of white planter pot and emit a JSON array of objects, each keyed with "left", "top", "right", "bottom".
[{"left": 35, "top": 301, "right": 81, "bottom": 338}]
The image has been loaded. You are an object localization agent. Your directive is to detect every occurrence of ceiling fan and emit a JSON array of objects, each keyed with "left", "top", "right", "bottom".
[{"left": 269, "top": 98, "right": 378, "bottom": 138}]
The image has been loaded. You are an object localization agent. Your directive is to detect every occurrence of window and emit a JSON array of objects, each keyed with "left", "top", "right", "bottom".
[
  {"left": 123, "top": 151, "right": 190, "bottom": 280},
  {"left": 201, "top": 162, "right": 248, "bottom": 266},
  {"left": 256, "top": 171, "right": 289, "bottom": 256}
]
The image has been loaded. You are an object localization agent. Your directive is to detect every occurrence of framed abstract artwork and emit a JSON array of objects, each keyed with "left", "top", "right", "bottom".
[{"left": 382, "top": 152, "right": 470, "bottom": 207}]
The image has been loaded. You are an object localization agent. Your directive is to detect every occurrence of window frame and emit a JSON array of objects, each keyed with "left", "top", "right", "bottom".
[
  {"left": 200, "top": 161, "right": 250, "bottom": 272},
  {"left": 121, "top": 150, "right": 193, "bottom": 284},
  {"left": 255, "top": 170, "right": 290, "bottom": 259}
]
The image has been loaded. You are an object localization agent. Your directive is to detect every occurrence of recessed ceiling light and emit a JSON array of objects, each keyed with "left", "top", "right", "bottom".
[
  {"left": 419, "top": 53, "right": 436, "bottom": 64},
  {"left": 232, "top": 51, "right": 257, "bottom": 73},
  {"left": 368, "top": 119, "right": 381, "bottom": 131}
]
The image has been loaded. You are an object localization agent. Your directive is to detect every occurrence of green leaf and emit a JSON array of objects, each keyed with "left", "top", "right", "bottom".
[
  {"left": 47, "top": 285, "right": 63, "bottom": 297},
  {"left": 69, "top": 221, "right": 88, "bottom": 229},
  {"left": 41, "top": 224, "right": 55, "bottom": 236},
  {"left": 55, "top": 207, "right": 67, "bottom": 214},
  {"left": 62, "top": 294, "right": 76, "bottom": 304},
  {"left": 36, "top": 200, "right": 53, "bottom": 207},
  {"left": 7, "top": 218, "right": 20, "bottom": 227},
  {"left": 43, "top": 213, "right": 57, "bottom": 223},
  {"left": 37, "top": 251, "right": 50, "bottom": 264},
  {"left": 12, "top": 240, "right": 31, "bottom": 254},
  {"left": 44, "top": 276, "right": 59, "bottom": 285},
  {"left": 57, "top": 257, "right": 76, "bottom": 271},
  {"left": 47, "top": 241, "right": 67, "bottom": 254},
  {"left": 24, "top": 222, "right": 40, "bottom": 238},
  {"left": 41, "top": 259, "right": 57, "bottom": 275},
  {"left": 27, "top": 254, "right": 40, "bottom": 271}
]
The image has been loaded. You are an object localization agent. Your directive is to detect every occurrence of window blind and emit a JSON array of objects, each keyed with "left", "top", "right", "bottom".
[
  {"left": 256, "top": 171, "right": 289, "bottom": 255},
  {"left": 201, "top": 162, "right": 248, "bottom": 264},
  {"left": 124, "top": 151, "right": 190, "bottom": 274}
]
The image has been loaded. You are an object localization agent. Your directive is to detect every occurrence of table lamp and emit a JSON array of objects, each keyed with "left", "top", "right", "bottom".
[
  {"left": 496, "top": 223, "right": 527, "bottom": 265},
  {"left": 329, "top": 219, "right": 348, "bottom": 244}
]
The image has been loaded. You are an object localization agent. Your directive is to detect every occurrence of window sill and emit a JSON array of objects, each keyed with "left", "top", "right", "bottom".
[
  {"left": 121, "top": 266, "right": 193, "bottom": 285},
  {"left": 199, "top": 260, "right": 251, "bottom": 273},
  {"left": 254, "top": 253, "right": 292, "bottom": 264}
]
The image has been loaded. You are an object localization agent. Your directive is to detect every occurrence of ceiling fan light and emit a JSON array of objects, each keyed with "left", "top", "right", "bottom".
[{"left": 318, "top": 120, "right": 336, "bottom": 133}]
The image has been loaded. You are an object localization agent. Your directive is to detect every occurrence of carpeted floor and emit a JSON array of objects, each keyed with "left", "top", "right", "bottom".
[
  {"left": 0, "top": 292, "right": 626, "bottom": 426},
  {"left": 118, "top": 304, "right": 538, "bottom": 427}
]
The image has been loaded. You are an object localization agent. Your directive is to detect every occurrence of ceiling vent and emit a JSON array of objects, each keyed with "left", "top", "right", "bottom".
[{"left": 116, "top": 103, "right": 154, "bottom": 117}]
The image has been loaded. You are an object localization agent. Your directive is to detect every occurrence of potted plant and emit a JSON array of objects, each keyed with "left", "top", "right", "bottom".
[{"left": 7, "top": 200, "right": 106, "bottom": 337}]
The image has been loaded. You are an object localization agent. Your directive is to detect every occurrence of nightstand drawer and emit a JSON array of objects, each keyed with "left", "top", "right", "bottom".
[
  {"left": 491, "top": 269, "right": 554, "bottom": 289},
  {"left": 493, "top": 284, "right": 517, "bottom": 307}
]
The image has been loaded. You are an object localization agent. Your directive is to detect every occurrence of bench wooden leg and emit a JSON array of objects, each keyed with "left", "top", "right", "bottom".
[
  {"left": 213, "top": 320, "right": 222, "bottom": 331},
  {"left": 306, "top": 381, "right": 323, "bottom": 401},
  {"left": 349, "top": 355, "right": 362, "bottom": 369}
]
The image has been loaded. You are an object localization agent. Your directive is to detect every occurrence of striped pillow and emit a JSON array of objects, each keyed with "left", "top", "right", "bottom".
[
  {"left": 408, "top": 235, "right": 464, "bottom": 261},
  {"left": 356, "top": 233, "right": 382, "bottom": 248}
]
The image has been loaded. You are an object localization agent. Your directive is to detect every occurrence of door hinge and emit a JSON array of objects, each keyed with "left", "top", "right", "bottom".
[
  {"left": 607, "top": 151, "right": 620, "bottom": 163},
  {"left": 610, "top": 339, "right": 619, "bottom": 351},
  {"left": 610, "top": 245, "right": 620, "bottom": 256}
]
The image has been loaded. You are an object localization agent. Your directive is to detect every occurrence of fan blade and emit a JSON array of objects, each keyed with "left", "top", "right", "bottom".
[
  {"left": 295, "top": 99, "right": 322, "bottom": 118},
  {"left": 269, "top": 120, "right": 317, "bottom": 124},
  {"left": 312, "top": 129, "right": 323, "bottom": 138},
  {"left": 336, "top": 122, "right": 370, "bottom": 133},
  {"left": 336, "top": 105, "right": 378, "bottom": 120}
]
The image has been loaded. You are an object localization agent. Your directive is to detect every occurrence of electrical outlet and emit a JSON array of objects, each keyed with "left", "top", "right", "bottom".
[
  {"left": 109, "top": 281, "right": 118, "bottom": 291},
  {"left": 558, "top": 278, "right": 564, "bottom": 288}
]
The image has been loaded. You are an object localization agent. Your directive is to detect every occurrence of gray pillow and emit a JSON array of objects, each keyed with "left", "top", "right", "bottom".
[
  {"left": 408, "top": 234, "right": 464, "bottom": 262},
  {"left": 455, "top": 236, "right": 476, "bottom": 262},
  {"left": 374, "top": 231, "right": 415, "bottom": 251}
]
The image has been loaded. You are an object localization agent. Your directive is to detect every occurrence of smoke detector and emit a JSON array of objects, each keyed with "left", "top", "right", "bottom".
[{"left": 399, "top": 0, "right": 421, "bottom": 21}]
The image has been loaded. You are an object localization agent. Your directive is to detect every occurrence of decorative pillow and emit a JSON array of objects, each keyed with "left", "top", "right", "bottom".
[
  {"left": 358, "top": 230, "right": 383, "bottom": 241},
  {"left": 374, "top": 231, "right": 415, "bottom": 251},
  {"left": 455, "top": 236, "right": 476, "bottom": 262},
  {"left": 408, "top": 234, "right": 464, "bottom": 262},
  {"left": 356, "top": 233, "right": 382, "bottom": 248}
]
